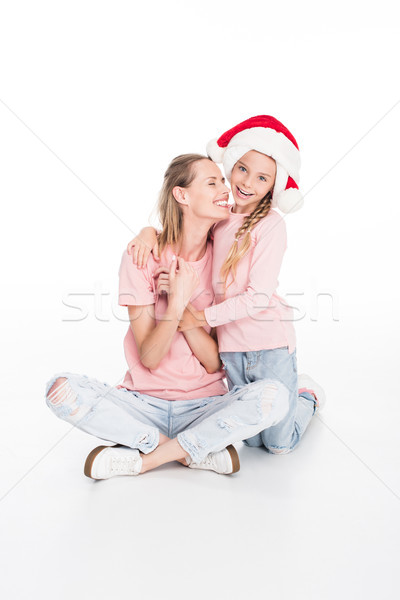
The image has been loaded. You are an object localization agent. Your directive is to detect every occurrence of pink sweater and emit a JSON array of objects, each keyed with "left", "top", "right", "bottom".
[{"left": 204, "top": 208, "right": 296, "bottom": 353}]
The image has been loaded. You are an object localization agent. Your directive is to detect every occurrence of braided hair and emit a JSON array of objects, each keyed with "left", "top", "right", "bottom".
[{"left": 220, "top": 190, "right": 273, "bottom": 290}]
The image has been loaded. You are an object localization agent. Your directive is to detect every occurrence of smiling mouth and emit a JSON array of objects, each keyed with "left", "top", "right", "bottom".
[
  {"left": 236, "top": 186, "right": 254, "bottom": 198},
  {"left": 213, "top": 199, "right": 230, "bottom": 207}
]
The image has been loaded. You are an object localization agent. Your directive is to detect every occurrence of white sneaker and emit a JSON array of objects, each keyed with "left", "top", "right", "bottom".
[
  {"left": 298, "top": 374, "right": 326, "bottom": 411},
  {"left": 186, "top": 445, "right": 240, "bottom": 474},
  {"left": 84, "top": 444, "right": 142, "bottom": 480}
]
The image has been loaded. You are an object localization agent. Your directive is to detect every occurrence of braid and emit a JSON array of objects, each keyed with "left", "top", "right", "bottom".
[{"left": 220, "top": 191, "right": 272, "bottom": 290}]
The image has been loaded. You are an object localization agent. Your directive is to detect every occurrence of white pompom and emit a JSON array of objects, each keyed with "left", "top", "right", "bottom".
[
  {"left": 275, "top": 188, "right": 304, "bottom": 214},
  {"left": 206, "top": 138, "right": 226, "bottom": 163}
]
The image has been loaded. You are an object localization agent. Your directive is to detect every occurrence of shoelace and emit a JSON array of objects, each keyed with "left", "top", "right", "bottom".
[
  {"left": 195, "top": 453, "right": 220, "bottom": 469},
  {"left": 110, "top": 453, "right": 139, "bottom": 474},
  {"left": 201, "top": 455, "right": 215, "bottom": 467}
]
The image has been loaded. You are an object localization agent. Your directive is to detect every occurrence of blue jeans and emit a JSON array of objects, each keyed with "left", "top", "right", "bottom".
[
  {"left": 45, "top": 371, "right": 290, "bottom": 463},
  {"left": 220, "top": 348, "right": 316, "bottom": 454}
]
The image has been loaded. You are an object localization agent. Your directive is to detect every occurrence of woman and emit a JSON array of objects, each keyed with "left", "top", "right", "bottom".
[{"left": 45, "top": 154, "right": 289, "bottom": 479}]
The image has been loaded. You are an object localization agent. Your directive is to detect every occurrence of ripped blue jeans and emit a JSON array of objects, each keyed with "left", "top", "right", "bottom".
[
  {"left": 45, "top": 372, "right": 290, "bottom": 463},
  {"left": 220, "top": 348, "right": 316, "bottom": 454}
]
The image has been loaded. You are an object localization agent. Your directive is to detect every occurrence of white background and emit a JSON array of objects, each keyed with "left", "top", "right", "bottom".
[{"left": 0, "top": 1, "right": 399, "bottom": 599}]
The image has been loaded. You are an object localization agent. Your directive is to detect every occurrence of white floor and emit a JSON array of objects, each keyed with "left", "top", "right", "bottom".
[{"left": 1, "top": 318, "right": 399, "bottom": 600}]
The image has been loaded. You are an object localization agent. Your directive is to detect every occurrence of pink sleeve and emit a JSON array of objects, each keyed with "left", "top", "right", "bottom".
[
  {"left": 204, "top": 216, "right": 287, "bottom": 326},
  {"left": 118, "top": 250, "right": 156, "bottom": 306}
]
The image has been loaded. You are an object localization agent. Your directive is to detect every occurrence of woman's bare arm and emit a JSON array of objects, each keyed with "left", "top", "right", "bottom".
[
  {"left": 153, "top": 268, "right": 221, "bottom": 373},
  {"left": 180, "top": 304, "right": 221, "bottom": 373},
  {"left": 128, "top": 302, "right": 182, "bottom": 370},
  {"left": 128, "top": 257, "right": 198, "bottom": 370}
]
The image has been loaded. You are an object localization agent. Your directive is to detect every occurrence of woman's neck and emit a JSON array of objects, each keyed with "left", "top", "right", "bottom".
[{"left": 175, "top": 217, "right": 213, "bottom": 262}]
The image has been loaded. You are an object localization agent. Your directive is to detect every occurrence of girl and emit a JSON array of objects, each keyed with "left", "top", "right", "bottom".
[
  {"left": 128, "top": 115, "right": 325, "bottom": 457},
  {"left": 45, "top": 153, "right": 290, "bottom": 479}
]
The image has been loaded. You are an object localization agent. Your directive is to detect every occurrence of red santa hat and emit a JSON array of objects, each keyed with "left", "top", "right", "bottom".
[{"left": 206, "top": 115, "right": 303, "bottom": 214}]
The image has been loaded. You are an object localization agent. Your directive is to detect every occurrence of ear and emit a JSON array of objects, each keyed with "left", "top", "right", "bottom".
[{"left": 172, "top": 186, "right": 188, "bottom": 206}]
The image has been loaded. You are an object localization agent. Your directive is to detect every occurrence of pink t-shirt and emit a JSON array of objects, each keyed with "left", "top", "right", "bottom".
[
  {"left": 118, "top": 242, "right": 228, "bottom": 400},
  {"left": 204, "top": 208, "right": 296, "bottom": 353}
]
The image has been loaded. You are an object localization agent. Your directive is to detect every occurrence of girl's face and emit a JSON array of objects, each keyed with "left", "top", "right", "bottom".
[
  {"left": 180, "top": 159, "right": 231, "bottom": 221},
  {"left": 230, "top": 150, "right": 276, "bottom": 214}
]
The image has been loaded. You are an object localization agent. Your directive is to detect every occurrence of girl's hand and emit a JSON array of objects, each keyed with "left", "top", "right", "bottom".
[
  {"left": 168, "top": 256, "right": 199, "bottom": 313},
  {"left": 178, "top": 307, "right": 207, "bottom": 332},
  {"left": 127, "top": 227, "right": 160, "bottom": 268},
  {"left": 153, "top": 265, "right": 170, "bottom": 295}
]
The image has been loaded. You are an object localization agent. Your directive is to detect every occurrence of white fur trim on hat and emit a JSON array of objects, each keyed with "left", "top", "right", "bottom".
[
  {"left": 229, "top": 128, "right": 300, "bottom": 178},
  {"left": 271, "top": 164, "right": 288, "bottom": 203},
  {"left": 206, "top": 138, "right": 225, "bottom": 163},
  {"left": 222, "top": 145, "right": 252, "bottom": 181},
  {"left": 209, "top": 127, "right": 300, "bottom": 182}
]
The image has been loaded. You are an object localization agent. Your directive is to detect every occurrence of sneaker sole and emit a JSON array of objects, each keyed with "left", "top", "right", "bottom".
[
  {"left": 226, "top": 444, "right": 240, "bottom": 474},
  {"left": 84, "top": 444, "right": 122, "bottom": 479}
]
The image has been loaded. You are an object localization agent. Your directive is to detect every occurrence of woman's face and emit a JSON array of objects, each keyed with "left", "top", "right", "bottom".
[
  {"left": 230, "top": 150, "right": 276, "bottom": 214},
  {"left": 181, "top": 159, "right": 231, "bottom": 221}
]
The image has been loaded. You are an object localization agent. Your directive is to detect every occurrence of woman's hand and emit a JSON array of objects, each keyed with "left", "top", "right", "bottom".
[
  {"left": 178, "top": 306, "right": 207, "bottom": 331},
  {"left": 168, "top": 256, "right": 199, "bottom": 315},
  {"left": 153, "top": 265, "right": 170, "bottom": 295},
  {"left": 127, "top": 227, "right": 160, "bottom": 268}
]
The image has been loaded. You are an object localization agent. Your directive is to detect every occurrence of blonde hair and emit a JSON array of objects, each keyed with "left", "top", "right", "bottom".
[
  {"left": 220, "top": 190, "right": 273, "bottom": 289},
  {"left": 157, "top": 154, "right": 212, "bottom": 255}
]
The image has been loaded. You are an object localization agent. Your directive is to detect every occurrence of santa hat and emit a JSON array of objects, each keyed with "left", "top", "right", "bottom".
[{"left": 207, "top": 115, "right": 303, "bottom": 214}]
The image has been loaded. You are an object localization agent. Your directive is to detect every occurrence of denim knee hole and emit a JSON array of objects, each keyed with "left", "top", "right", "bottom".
[{"left": 46, "top": 377, "right": 90, "bottom": 422}]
